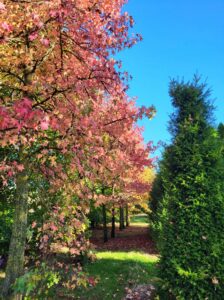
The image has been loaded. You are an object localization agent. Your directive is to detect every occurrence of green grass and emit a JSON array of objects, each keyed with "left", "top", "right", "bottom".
[
  {"left": 73, "top": 251, "right": 159, "bottom": 300},
  {"left": 0, "top": 253, "right": 159, "bottom": 300},
  {"left": 0, "top": 216, "right": 155, "bottom": 299},
  {"left": 0, "top": 271, "right": 5, "bottom": 279},
  {"left": 0, "top": 271, "right": 5, "bottom": 291},
  {"left": 130, "top": 214, "right": 149, "bottom": 225}
]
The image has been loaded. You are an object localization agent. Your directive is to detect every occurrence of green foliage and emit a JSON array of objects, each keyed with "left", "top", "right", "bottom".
[
  {"left": 88, "top": 203, "right": 103, "bottom": 228},
  {"left": 0, "top": 185, "right": 14, "bottom": 256},
  {"left": 155, "top": 78, "right": 224, "bottom": 299},
  {"left": 13, "top": 263, "right": 60, "bottom": 299},
  {"left": 13, "top": 258, "right": 89, "bottom": 299},
  {"left": 218, "top": 123, "right": 224, "bottom": 139},
  {"left": 149, "top": 172, "right": 164, "bottom": 240},
  {"left": 0, "top": 147, "right": 16, "bottom": 256}
]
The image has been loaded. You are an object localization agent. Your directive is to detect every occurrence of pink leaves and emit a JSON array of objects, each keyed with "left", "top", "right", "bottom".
[
  {"left": 14, "top": 98, "right": 32, "bottom": 119},
  {"left": 0, "top": 2, "right": 5, "bottom": 11},
  {"left": 0, "top": 1, "right": 155, "bottom": 217},
  {"left": 88, "top": 276, "right": 97, "bottom": 286},
  {"left": 0, "top": 161, "right": 25, "bottom": 186},
  {"left": 138, "top": 105, "right": 156, "bottom": 120},
  {"left": 50, "top": 224, "right": 58, "bottom": 232},
  {"left": 12, "top": 97, "right": 37, "bottom": 131},
  {"left": 40, "top": 117, "right": 49, "bottom": 130},
  {"left": 0, "top": 96, "right": 50, "bottom": 136},
  {"left": 31, "top": 221, "right": 37, "bottom": 229},
  {"left": 1, "top": 22, "right": 11, "bottom": 32},
  {"left": 70, "top": 248, "right": 80, "bottom": 255},
  {"left": 17, "top": 164, "right": 24, "bottom": 172},
  {"left": 29, "top": 32, "right": 38, "bottom": 41},
  {"left": 0, "top": 106, "right": 11, "bottom": 130},
  {"left": 7, "top": 170, "right": 13, "bottom": 177},
  {"left": 42, "top": 234, "right": 49, "bottom": 242},
  {"left": 39, "top": 205, "right": 90, "bottom": 259},
  {"left": 40, "top": 38, "right": 50, "bottom": 47}
]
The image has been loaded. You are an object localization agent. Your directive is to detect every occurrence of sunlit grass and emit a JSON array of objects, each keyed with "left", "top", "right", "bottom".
[
  {"left": 129, "top": 222, "right": 149, "bottom": 227},
  {"left": 0, "top": 271, "right": 5, "bottom": 279},
  {"left": 130, "top": 214, "right": 149, "bottom": 223},
  {"left": 0, "top": 271, "right": 5, "bottom": 287},
  {"left": 96, "top": 251, "right": 158, "bottom": 262},
  {"left": 72, "top": 251, "right": 159, "bottom": 300},
  {"left": 130, "top": 214, "right": 149, "bottom": 227}
]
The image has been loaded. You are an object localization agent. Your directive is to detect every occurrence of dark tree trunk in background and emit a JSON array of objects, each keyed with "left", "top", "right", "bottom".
[
  {"left": 119, "top": 206, "right": 122, "bottom": 230},
  {"left": 126, "top": 204, "right": 129, "bottom": 227},
  {"left": 119, "top": 206, "right": 125, "bottom": 230},
  {"left": 90, "top": 220, "right": 95, "bottom": 229},
  {"left": 122, "top": 207, "right": 125, "bottom": 229},
  {"left": 1, "top": 170, "right": 28, "bottom": 297},
  {"left": 111, "top": 207, "right": 115, "bottom": 238},
  {"left": 102, "top": 205, "right": 108, "bottom": 242}
]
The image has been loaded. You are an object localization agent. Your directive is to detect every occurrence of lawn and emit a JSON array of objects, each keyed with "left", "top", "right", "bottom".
[
  {"left": 0, "top": 270, "right": 5, "bottom": 282},
  {"left": 0, "top": 252, "right": 159, "bottom": 300},
  {"left": 0, "top": 216, "right": 157, "bottom": 299},
  {"left": 130, "top": 214, "right": 149, "bottom": 225},
  {"left": 73, "top": 251, "right": 159, "bottom": 300}
]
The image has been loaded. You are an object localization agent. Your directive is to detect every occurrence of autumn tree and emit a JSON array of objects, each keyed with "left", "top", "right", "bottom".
[{"left": 0, "top": 0, "right": 155, "bottom": 295}]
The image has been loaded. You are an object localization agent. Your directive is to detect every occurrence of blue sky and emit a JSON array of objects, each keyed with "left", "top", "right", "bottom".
[{"left": 118, "top": 0, "right": 224, "bottom": 156}]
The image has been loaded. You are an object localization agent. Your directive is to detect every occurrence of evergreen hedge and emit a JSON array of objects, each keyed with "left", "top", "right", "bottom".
[{"left": 155, "top": 78, "right": 224, "bottom": 299}]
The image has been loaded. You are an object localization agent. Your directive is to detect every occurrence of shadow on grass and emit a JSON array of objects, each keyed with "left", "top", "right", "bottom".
[
  {"left": 70, "top": 251, "right": 159, "bottom": 300},
  {"left": 0, "top": 271, "right": 5, "bottom": 284},
  {"left": 0, "top": 253, "right": 161, "bottom": 300}
]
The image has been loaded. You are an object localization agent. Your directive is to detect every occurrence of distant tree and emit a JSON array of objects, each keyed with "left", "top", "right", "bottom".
[
  {"left": 218, "top": 123, "right": 224, "bottom": 139},
  {"left": 218, "top": 123, "right": 224, "bottom": 159},
  {"left": 158, "top": 78, "right": 224, "bottom": 298},
  {"left": 125, "top": 204, "right": 129, "bottom": 227},
  {"left": 149, "top": 171, "right": 163, "bottom": 238}
]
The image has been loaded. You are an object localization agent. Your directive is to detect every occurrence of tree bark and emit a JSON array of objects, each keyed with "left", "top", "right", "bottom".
[
  {"left": 102, "top": 205, "right": 108, "bottom": 242},
  {"left": 1, "top": 170, "right": 28, "bottom": 297},
  {"left": 125, "top": 204, "right": 129, "bottom": 227},
  {"left": 90, "top": 219, "right": 95, "bottom": 229},
  {"left": 119, "top": 206, "right": 122, "bottom": 230},
  {"left": 122, "top": 207, "right": 125, "bottom": 229},
  {"left": 111, "top": 207, "right": 115, "bottom": 238},
  {"left": 119, "top": 206, "right": 125, "bottom": 230}
]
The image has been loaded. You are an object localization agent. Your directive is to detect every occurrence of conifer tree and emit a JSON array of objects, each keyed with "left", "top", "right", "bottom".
[{"left": 158, "top": 78, "right": 224, "bottom": 298}]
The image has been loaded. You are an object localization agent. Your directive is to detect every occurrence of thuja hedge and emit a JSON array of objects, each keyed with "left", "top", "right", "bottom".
[{"left": 154, "top": 78, "right": 224, "bottom": 299}]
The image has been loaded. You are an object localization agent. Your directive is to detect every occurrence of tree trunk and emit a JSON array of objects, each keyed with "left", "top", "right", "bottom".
[
  {"left": 90, "top": 219, "right": 95, "bottom": 229},
  {"left": 125, "top": 204, "right": 129, "bottom": 227},
  {"left": 1, "top": 171, "right": 28, "bottom": 297},
  {"left": 111, "top": 207, "right": 115, "bottom": 238},
  {"left": 102, "top": 205, "right": 108, "bottom": 242},
  {"left": 119, "top": 206, "right": 125, "bottom": 230},
  {"left": 122, "top": 207, "right": 125, "bottom": 229},
  {"left": 119, "top": 206, "right": 122, "bottom": 230}
]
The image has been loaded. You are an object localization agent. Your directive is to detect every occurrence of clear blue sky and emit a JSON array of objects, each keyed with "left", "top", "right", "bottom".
[{"left": 118, "top": 0, "right": 224, "bottom": 156}]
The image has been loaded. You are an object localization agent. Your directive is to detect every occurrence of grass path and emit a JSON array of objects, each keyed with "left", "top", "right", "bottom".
[
  {"left": 74, "top": 251, "right": 159, "bottom": 300},
  {"left": 72, "top": 214, "right": 159, "bottom": 300}
]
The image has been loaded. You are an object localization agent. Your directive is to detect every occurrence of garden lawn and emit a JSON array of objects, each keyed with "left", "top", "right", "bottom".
[
  {"left": 130, "top": 214, "right": 149, "bottom": 226},
  {"left": 73, "top": 251, "right": 159, "bottom": 300},
  {"left": 0, "top": 271, "right": 5, "bottom": 281}
]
